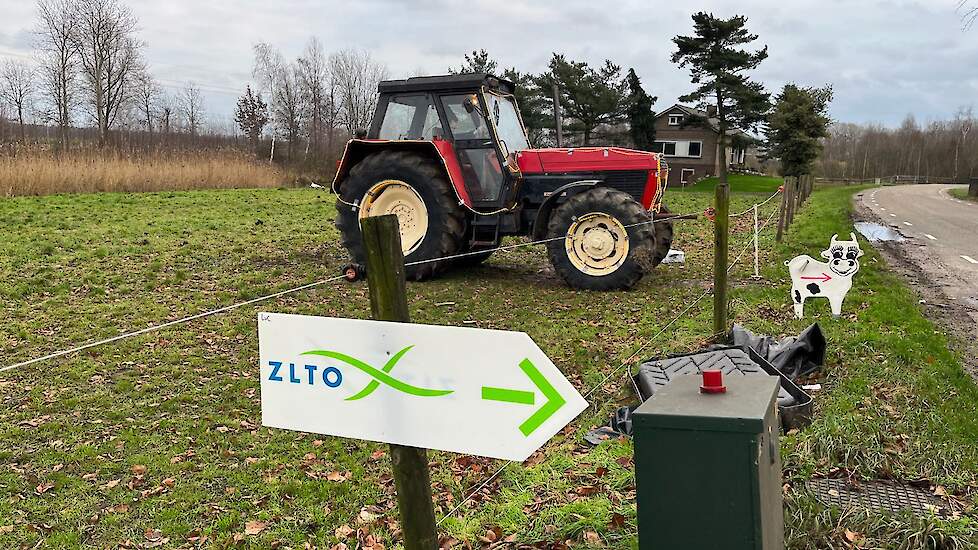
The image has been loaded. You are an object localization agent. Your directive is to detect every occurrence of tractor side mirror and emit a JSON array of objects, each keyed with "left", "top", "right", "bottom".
[{"left": 463, "top": 94, "right": 479, "bottom": 114}]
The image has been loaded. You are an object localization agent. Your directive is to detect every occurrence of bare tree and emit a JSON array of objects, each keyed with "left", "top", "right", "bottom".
[
  {"left": 0, "top": 60, "right": 37, "bottom": 142},
  {"left": 296, "top": 37, "right": 333, "bottom": 159},
  {"left": 71, "top": 0, "right": 143, "bottom": 145},
  {"left": 179, "top": 82, "right": 204, "bottom": 136},
  {"left": 253, "top": 42, "right": 303, "bottom": 159},
  {"left": 35, "top": 0, "right": 78, "bottom": 148},
  {"left": 157, "top": 91, "right": 173, "bottom": 138},
  {"left": 134, "top": 71, "right": 158, "bottom": 135},
  {"left": 329, "top": 48, "right": 388, "bottom": 132},
  {"left": 959, "top": 1, "right": 978, "bottom": 29}
]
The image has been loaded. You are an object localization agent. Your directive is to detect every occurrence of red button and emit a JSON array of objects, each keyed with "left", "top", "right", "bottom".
[{"left": 700, "top": 369, "right": 727, "bottom": 394}]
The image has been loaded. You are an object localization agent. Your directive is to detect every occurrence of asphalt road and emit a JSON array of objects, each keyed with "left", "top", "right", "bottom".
[{"left": 861, "top": 184, "right": 978, "bottom": 314}]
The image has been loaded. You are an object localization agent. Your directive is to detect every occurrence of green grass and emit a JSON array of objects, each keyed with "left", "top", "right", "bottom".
[
  {"left": 949, "top": 187, "right": 978, "bottom": 202},
  {"left": 1, "top": 185, "right": 977, "bottom": 548},
  {"left": 677, "top": 173, "right": 783, "bottom": 193}
]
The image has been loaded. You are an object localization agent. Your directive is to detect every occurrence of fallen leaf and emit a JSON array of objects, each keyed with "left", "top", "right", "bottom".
[
  {"left": 583, "top": 531, "right": 603, "bottom": 545},
  {"left": 145, "top": 528, "right": 163, "bottom": 541},
  {"left": 244, "top": 520, "right": 267, "bottom": 535},
  {"left": 609, "top": 513, "right": 626, "bottom": 529},
  {"left": 313, "top": 440, "right": 324, "bottom": 447},
  {"left": 216, "top": 426, "right": 230, "bottom": 433},
  {"left": 82, "top": 472, "right": 98, "bottom": 481},
  {"left": 326, "top": 471, "right": 348, "bottom": 482},
  {"left": 103, "top": 479, "right": 121, "bottom": 489},
  {"left": 828, "top": 489, "right": 840, "bottom": 497},
  {"left": 335, "top": 525, "right": 354, "bottom": 539},
  {"left": 35, "top": 482, "right": 55, "bottom": 494},
  {"left": 131, "top": 465, "right": 147, "bottom": 476},
  {"left": 934, "top": 486, "right": 948, "bottom": 497},
  {"left": 0, "top": 525, "right": 13, "bottom": 534}
]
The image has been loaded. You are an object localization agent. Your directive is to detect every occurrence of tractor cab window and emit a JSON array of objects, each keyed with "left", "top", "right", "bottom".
[
  {"left": 378, "top": 95, "right": 441, "bottom": 140},
  {"left": 485, "top": 93, "right": 529, "bottom": 154},
  {"left": 440, "top": 94, "right": 491, "bottom": 140}
]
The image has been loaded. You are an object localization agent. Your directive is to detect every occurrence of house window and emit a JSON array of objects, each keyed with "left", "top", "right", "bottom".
[
  {"left": 688, "top": 141, "right": 702, "bottom": 158},
  {"left": 668, "top": 114, "right": 683, "bottom": 126},
  {"left": 681, "top": 169, "right": 695, "bottom": 185},
  {"left": 661, "top": 141, "right": 677, "bottom": 156}
]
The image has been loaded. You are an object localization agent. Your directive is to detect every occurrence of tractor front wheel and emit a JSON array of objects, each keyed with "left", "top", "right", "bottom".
[
  {"left": 335, "top": 150, "right": 465, "bottom": 280},
  {"left": 545, "top": 187, "right": 655, "bottom": 290}
]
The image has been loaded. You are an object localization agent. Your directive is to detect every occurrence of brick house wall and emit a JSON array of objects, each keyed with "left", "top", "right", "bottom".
[{"left": 652, "top": 105, "right": 759, "bottom": 187}]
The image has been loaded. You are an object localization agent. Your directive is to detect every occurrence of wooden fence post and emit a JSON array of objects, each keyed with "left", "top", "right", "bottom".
[
  {"left": 360, "top": 215, "right": 439, "bottom": 550},
  {"left": 776, "top": 180, "right": 788, "bottom": 243},
  {"left": 713, "top": 182, "right": 730, "bottom": 336},
  {"left": 785, "top": 176, "right": 797, "bottom": 229}
]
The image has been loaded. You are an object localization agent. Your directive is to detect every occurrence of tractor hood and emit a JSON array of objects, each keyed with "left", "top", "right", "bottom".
[{"left": 515, "top": 147, "right": 663, "bottom": 174}]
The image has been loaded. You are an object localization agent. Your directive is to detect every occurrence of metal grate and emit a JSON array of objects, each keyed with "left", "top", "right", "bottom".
[
  {"left": 602, "top": 170, "right": 648, "bottom": 201},
  {"left": 807, "top": 478, "right": 949, "bottom": 516}
]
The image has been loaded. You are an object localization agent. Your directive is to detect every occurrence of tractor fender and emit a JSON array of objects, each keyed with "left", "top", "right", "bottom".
[
  {"left": 530, "top": 180, "right": 602, "bottom": 240},
  {"left": 332, "top": 138, "right": 472, "bottom": 207}
]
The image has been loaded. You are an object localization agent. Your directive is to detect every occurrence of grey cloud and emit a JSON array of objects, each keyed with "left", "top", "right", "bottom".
[{"left": 0, "top": 0, "right": 975, "bottom": 125}]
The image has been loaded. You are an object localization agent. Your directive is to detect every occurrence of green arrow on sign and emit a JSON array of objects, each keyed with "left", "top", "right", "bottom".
[{"left": 481, "top": 358, "right": 567, "bottom": 437}]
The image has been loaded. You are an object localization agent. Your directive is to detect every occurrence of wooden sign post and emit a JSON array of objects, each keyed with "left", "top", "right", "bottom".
[{"left": 360, "top": 215, "right": 438, "bottom": 550}]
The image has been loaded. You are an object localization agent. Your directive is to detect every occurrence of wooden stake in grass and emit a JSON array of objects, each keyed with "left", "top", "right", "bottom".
[
  {"left": 360, "top": 214, "right": 438, "bottom": 550},
  {"left": 785, "top": 176, "right": 797, "bottom": 228},
  {"left": 713, "top": 182, "right": 730, "bottom": 336},
  {"left": 776, "top": 180, "right": 788, "bottom": 242}
]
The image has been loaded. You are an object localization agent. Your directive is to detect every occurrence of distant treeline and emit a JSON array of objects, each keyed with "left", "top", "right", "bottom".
[{"left": 815, "top": 111, "right": 977, "bottom": 182}]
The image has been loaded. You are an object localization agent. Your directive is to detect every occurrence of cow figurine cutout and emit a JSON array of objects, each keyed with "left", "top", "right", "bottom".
[{"left": 785, "top": 233, "right": 864, "bottom": 319}]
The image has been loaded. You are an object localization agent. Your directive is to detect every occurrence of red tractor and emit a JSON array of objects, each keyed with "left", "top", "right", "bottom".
[{"left": 333, "top": 73, "right": 674, "bottom": 290}]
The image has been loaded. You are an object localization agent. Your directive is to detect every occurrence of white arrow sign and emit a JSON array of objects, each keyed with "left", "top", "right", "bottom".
[{"left": 258, "top": 313, "right": 588, "bottom": 462}]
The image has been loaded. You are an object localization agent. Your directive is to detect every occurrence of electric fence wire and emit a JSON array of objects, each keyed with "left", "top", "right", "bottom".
[
  {"left": 730, "top": 188, "right": 783, "bottom": 218},
  {"left": 0, "top": 213, "right": 696, "bottom": 374},
  {"left": 436, "top": 198, "right": 784, "bottom": 526}
]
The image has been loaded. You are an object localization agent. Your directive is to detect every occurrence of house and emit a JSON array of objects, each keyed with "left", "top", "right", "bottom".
[{"left": 651, "top": 104, "right": 761, "bottom": 186}]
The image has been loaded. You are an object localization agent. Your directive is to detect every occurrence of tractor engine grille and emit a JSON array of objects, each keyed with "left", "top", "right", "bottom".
[{"left": 601, "top": 170, "right": 648, "bottom": 202}]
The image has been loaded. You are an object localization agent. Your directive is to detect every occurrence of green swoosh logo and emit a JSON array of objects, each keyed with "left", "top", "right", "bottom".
[{"left": 302, "top": 346, "right": 453, "bottom": 400}]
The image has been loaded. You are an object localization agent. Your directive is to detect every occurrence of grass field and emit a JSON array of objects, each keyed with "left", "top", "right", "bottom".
[
  {"left": 949, "top": 187, "right": 978, "bottom": 202},
  {"left": 677, "top": 173, "right": 783, "bottom": 193},
  {"left": 2, "top": 185, "right": 977, "bottom": 548},
  {"left": 0, "top": 150, "right": 288, "bottom": 196}
]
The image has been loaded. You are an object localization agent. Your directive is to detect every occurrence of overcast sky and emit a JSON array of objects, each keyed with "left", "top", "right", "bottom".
[{"left": 1, "top": 0, "right": 975, "bottom": 128}]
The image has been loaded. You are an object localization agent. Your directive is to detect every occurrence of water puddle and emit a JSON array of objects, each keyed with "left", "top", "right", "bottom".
[{"left": 854, "top": 221, "right": 906, "bottom": 242}]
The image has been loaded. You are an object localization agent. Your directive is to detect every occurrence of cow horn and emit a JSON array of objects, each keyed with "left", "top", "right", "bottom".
[
  {"left": 830, "top": 233, "right": 839, "bottom": 243},
  {"left": 850, "top": 232, "right": 858, "bottom": 242}
]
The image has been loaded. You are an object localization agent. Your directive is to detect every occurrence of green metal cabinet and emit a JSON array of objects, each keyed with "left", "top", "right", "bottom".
[{"left": 633, "top": 375, "right": 784, "bottom": 550}]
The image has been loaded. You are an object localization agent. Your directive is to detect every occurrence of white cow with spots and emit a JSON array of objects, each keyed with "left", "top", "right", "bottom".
[{"left": 785, "top": 233, "right": 864, "bottom": 319}]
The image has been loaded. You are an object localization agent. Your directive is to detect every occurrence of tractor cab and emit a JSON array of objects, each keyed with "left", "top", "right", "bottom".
[{"left": 367, "top": 73, "right": 526, "bottom": 209}]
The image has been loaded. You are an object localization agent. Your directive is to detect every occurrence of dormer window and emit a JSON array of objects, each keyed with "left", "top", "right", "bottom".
[{"left": 668, "top": 114, "right": 683, "bottom": 126}]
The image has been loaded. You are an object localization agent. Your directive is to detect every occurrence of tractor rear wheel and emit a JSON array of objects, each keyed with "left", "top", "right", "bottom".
[
  {"left": 545, "top": 187, "right": 655, "bottom": 290},
  {"left": 651, "top": 204, "right": 675, "bottom": 267},
  {"left": 335, "top": 150, "right": 465, "bottom": 280}
]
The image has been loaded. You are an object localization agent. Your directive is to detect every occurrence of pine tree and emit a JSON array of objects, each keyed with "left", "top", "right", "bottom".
[
  {"left": 449, "top": 49, "right": 498, "bottom": 74},
  {"left": 764, "top": 84, "right": 833, "bottom": 176},
  {"left": 538, "top": 54, "right": 628, "bottom": 146},
  {"left": 626, "top": 68, "right": 657, "bottom": 151},
  {"left": 671, "top": 13, "right": 770, "bottom": 184},
  {"left": 235, "top": 85, "right": 269, "bottom": 154}
]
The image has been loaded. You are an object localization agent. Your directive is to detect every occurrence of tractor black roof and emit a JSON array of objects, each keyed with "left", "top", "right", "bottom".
[{"left": 377, "top": 73, "right": 515, "bottom": 95}]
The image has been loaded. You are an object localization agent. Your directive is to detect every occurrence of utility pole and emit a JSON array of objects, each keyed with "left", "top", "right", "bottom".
[
  {"left": 360, "top": 215, "right": 438, "bottom": 550},
  {"left": 552, "top": 83, "right": 563, "bottom": 147}
]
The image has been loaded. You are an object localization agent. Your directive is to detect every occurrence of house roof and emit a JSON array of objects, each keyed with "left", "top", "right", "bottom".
[{"left": 655, "top": 103, "right": 750, "bottom": 138}]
